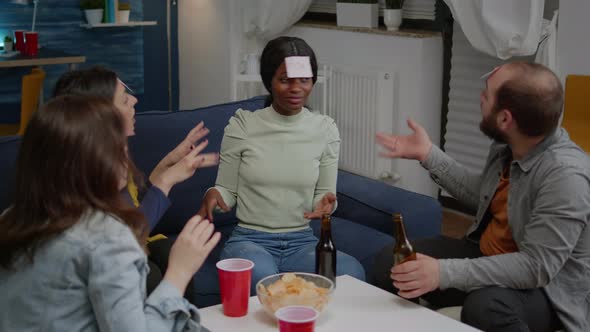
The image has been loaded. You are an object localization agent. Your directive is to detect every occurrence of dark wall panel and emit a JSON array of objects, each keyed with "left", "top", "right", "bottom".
[{"left": 0, "top": 0, "right": 151, "bottom": 121}]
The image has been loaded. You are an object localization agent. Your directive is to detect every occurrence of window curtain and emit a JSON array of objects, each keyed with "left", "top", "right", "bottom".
[
  {"left": 443, "top": 0, "right": 557, "bottom": 70},
  {"left": 535, "top": 10, "right": 558, "bottom": 70},
  {"left": 243, "top": 0, "right": 312, "bottom": 41}
]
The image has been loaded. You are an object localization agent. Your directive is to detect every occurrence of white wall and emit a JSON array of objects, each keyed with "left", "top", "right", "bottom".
[
  {"left": 557, "top": 0, "right": 590, "bottom": 80},
  {"left": 178, "top": 0, "right": 234, "bottom": 109}
]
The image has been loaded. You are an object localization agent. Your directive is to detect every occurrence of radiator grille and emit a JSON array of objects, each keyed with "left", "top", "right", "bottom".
[{"left": 327, "top": 65, "right": 398, "bottom": 180}]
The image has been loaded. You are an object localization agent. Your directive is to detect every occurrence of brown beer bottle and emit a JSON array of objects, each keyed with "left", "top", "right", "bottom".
[
  {"left": 315, "top": 214, "right": 337, "bottom": 284},
  {"left": 392, "top": 213, "right": 416, "bottom": 265}
]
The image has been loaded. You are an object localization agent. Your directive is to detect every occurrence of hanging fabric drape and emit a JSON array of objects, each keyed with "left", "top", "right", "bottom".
[
  {"left": 535, "top": 10, "right": 559, "bottom": 71},
  {"left": 243, "top": 0, "right": 312, "bottom": 42},
  {"left": 442, "top": 1, "right": 548, "bottom": 57}
]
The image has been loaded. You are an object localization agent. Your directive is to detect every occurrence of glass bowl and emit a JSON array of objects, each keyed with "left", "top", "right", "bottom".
[{"left": 256, "top": 272, "right": 334, "bottom": 317}]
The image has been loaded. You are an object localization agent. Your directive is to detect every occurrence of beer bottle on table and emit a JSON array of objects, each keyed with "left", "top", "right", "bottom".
[
  {"left": 315, "top": 214, "right": 337, "bottom": 284},
  {"left": 392, "top": 213, "right": 416, "bottom": 265}
]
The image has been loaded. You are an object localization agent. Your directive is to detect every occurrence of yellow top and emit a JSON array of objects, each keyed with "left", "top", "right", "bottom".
[{"left": 128, "top": 174, "right": 167, "bottom": 243}]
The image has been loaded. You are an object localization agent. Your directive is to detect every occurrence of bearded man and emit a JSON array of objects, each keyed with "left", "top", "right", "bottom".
[{"left": 373, "top": 62, "right": 590, "bottom": 332}]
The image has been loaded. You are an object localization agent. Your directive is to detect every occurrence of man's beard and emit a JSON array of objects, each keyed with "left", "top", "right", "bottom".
[{"left": 479, "top": 112, "right": 507, "bottom": 143}]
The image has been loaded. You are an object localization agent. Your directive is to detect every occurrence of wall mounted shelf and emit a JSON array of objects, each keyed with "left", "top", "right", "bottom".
[{"left": 80, "top": 21, "right": 157, "bottom": 29}]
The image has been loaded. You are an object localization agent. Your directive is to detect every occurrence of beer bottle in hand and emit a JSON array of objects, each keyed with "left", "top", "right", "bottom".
[
  {"left": 392, "top": 213, "right": 416, "bottom": 265},
  {"left": 315, "top": 214, "right": 337, "bottom": 284}
]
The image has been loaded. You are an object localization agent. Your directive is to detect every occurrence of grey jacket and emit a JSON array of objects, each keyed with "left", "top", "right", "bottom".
[
  {"left": 422, "top": 128, "right": 590, "bottom": 332},
  {"left": 0, "top": 210, "right": 209, "bottom": 332}
]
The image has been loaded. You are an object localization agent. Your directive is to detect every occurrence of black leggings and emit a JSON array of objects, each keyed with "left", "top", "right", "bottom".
[
  {"left": 146, "top": 238, "right": 197, "bottom": 305},
  {"left": 372, "top": 236, "right": 562, "bottom": 332}
]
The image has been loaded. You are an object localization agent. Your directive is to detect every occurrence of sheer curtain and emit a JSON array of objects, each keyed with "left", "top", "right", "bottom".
[{"left": 443, "top": 0, "right": 557, "bottom": 70}]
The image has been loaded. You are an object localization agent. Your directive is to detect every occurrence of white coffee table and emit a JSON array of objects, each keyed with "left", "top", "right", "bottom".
[{"left": 199, "top": 275, "right": 480, "bottom": 331}]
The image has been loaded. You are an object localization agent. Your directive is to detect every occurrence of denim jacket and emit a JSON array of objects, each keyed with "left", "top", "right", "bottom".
[
  {"left": 0, "top": 210, "right": 209, "bottom": 332},
  {"left": 422, "top": 128, "right": 590, "bottom": 332}
]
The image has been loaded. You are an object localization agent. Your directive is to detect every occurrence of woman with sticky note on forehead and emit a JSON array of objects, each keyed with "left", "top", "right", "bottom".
[{"left": 198, "top": 36, "right": 365, "bottom": 291}]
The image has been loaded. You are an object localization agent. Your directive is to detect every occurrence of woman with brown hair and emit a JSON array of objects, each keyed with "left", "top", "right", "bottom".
[
  {"left": 53, "top": 66, "right": 219, "bottom": 301},
  {"left": 0, "top": 95, "right": 218, "bottom": 331}
]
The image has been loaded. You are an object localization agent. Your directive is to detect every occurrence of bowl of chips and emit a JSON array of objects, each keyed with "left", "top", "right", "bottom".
[{"left": 256, "top": 272, "right": 334, "bottom": 317}]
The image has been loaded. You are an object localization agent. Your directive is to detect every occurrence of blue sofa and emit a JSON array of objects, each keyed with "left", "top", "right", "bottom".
[{"left": 0, "top": 95, "right": 442, "bottom": 308}]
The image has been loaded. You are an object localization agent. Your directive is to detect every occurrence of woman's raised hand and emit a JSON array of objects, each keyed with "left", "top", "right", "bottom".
[
  {"left": 164, "top": 215, "right": 221, "bottom": 294},
  {"left": 150, "top": 122, "right": 219, "bottom": 195},
  {"left": 197, "top": 188, "right": 230, "bottom": 222}
]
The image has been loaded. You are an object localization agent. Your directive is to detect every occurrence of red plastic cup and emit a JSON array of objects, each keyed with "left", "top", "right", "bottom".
[
  {"left": 275, "top": 306, "right": 319, "bottom": 332},
  {"left": 14, "top": 30, "right": 25, "bottom": 53},
  {"left": 24, "top": 31, "right": 38, "bottom": 56},
  {"left": 216, "top": 258, "right": 254, "bottom": 317}
]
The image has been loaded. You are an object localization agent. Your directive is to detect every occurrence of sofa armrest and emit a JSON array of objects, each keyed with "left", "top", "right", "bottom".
[{"left": 334, "top": 170, "right": 442, "bottom": 240}]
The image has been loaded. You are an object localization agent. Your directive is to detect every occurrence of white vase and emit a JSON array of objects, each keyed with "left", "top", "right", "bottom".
[
  {"left": 3, "top": 41, "right": 13, "bottom": 52},
  {"left": 337, "top": 3, "right": 379, "bottom": 28},
  {"left": 384, "top": 9, "right": 403, "bottom": 31},
  {"left": 84, "top": 9, "right": 104, "bottom": 25},
  {"left": 118, "top": 10, "right": 130, "bottom": 23}
]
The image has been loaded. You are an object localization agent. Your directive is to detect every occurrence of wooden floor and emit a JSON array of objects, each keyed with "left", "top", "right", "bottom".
[{"left": 441, "top": 208, "right": 474, "bottom": 239}]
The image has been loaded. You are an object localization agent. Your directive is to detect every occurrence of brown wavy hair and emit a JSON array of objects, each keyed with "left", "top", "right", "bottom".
[
  {"left": 53, "top": 66, "right": 118, "bottom": 100},
  {"left": 52, "top": 66, "right": 145, "bottom": 192},
  {"left": 0, "top": 95, "right": 148, "bottom": 269}
]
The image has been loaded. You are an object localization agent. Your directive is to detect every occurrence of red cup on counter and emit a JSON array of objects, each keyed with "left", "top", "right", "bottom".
[
  {"left": 14, "top": 30, "right": 25, "bottom": 53},
  {"left": 275, "top": 306, "right": 319, "bottom": 332},
  {"left": 24, "top": 31, "right": 38, "bottom": 56},
  {"left": 216, "top": 258, "right": 254, "bottom": 317}
]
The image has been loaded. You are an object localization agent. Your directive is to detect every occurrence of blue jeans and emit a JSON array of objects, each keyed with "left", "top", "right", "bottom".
[{"left": 221, "top": 226, "right": 366, "bottom": 293}]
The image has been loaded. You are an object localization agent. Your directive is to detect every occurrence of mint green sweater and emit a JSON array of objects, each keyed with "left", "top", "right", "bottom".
[{"left": 213, "top": 106, "right": 340, "bottom": 233}]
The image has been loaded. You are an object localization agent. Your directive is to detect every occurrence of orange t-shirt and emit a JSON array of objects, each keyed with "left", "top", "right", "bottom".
[{"left": 479, "top": 164, "right": 518, "bottom": 256}]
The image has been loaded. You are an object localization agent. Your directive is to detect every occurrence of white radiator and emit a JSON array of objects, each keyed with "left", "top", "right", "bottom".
[{"left": 324, "top": 65, "right": 399, "bottom": 182}]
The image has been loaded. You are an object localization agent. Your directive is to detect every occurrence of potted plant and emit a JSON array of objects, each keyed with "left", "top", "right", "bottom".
[
  {"left": 336, "top": 0, "right": 379, "bottom": 29},
  {"left": 80, "top": 0, "right": 104, "bottom": 25},
  {"left": 118, "top": 2, "right": 131, "bottom": 23},
  {"left": 384, "top": 0, "right": 404, "bottom": 31},
  {"left": 3, "top": 36, "right": 13, "bottom": 52}
]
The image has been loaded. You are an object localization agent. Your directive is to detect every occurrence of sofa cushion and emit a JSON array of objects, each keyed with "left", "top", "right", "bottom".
[
  {"left": 128, "top": 96, "right": 266, "bottom": 236},
  {"left": 336, "top": 170, "right": 442, "bottom": 240}
]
